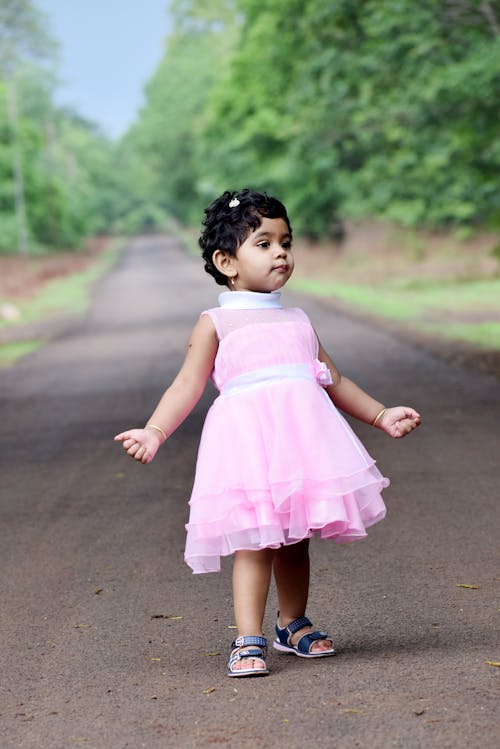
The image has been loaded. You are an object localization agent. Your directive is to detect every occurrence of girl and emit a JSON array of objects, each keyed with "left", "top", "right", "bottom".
[{"left": 115, "top": 189, "right": 420, "bottom": 678}]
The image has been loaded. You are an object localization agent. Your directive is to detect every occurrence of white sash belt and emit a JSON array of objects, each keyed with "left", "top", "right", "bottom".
[{"left": 220, "top": 360, "right": 332, "bottom": 397}]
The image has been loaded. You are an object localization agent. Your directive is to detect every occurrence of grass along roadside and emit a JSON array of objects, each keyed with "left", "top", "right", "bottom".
[
  {"left": 0, "top": 240, "right": 123, "bottom": 367},
  {"left": 290, "top": 219, "right": 500, "bottom": 355},
  {"left": 172, "top": 216, "right": 500, "bottom": 352},
  {"left": 0, "top": 340, "right": 42, "bottom": 368},
  {"left": 289, "top": 275, "right": 500, "bottom": 350},
  {"left": 0, "top": 241, "right": 121, "bottom": 328}
]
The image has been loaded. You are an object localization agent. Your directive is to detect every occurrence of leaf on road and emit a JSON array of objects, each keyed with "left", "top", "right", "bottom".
[
  {"left": 344, "top": 709, "right": 362, "bottom": 714},
  {"left": 485, "top": 660, "right": 500, "bottom": 667},
  {"left": 151, "top": 614, "right": 183, "bottom": 620},
  {"left": 202, "top": 687, "right": 216, "bottom": 695},
  {"left": 115, "top": 472, "right": 125, "bottom": 479},
  {"left": 455, "top": 584, "right": 481, "bottom": 589},
  {"left": 414, "top": 709, "right": 425, "bottom": 716},
  {"left": 74, "top": 623, "right": 91, "bottom": 629},
  {"left": 94, "top": 588, "right": 104, "bottom": 595},
  {"left": 204, "top": 652, "right": 221, "bottom": 657},
  {"left": 228, "top": 625, "right": 237, "bottom": 629}
]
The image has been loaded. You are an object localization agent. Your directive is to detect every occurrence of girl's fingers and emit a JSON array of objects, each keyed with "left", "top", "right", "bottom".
[
  {"left": 114, "top": 431, "right": 137, "bottom": 441},
  {"left": 131, "top": 443, "right": 150, "bottom": 460},
  {"left": 114, "top": 429, "right": 145, "bottom": 442},
  {"left": 396, "top": 418, "right": 419, "bottom": 437},
  {"left": 384, "top": 411, "right": 420, "bottom": 438},
  {"left": 388, "top": 407, "right": 421, "bottom": 426},
  {"left": 115, "top": 429, "right": 156, "bottom": 463}
]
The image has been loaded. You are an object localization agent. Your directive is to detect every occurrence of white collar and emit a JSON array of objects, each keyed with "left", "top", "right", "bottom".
[{"left": 218, "top": 290, "right": 283, "bottom": 310}]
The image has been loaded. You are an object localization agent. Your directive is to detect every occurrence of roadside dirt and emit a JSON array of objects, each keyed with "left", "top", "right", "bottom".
[
  {"left": 0, "top": 236, "right": 111, "bottom": 302},
  {"left": 292, "top": 223, "right": 500, "bottom": 379},
  {"left": 293, "top": 220, "right": 500, "bottom": 284},
  {"left": 1, "top": 229, "right": 499, "bottom": 378}
]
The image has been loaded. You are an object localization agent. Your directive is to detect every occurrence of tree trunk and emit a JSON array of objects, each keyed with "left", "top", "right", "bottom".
[{"left": 6, "top": 77, "right": 29, "bottom": 255}]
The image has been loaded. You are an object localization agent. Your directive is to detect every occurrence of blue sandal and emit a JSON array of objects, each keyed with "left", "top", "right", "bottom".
[
  {"left": 273, "top": 615, "right": 336, "bottom": 658},
  {"left": 227, "top": 635, "right": 269, "bottom": 677}
]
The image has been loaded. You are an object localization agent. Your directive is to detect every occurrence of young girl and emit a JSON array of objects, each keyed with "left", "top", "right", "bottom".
[{"left": 115, "top": 189, "right": 420, "bottom": 678}]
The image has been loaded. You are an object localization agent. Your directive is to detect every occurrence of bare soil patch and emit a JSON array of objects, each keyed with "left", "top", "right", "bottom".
[
  {"left": 0, "top": 236, "right": 111, "bottom": 302},
  {"left": 1, "top": 227, "right": 499, "bottom": 378},
  {"left": 293, "top": 220, "right": 500, "bottom": 285},
  {"left": 293, "top": 221, "right": 500, "bottom": 378}
]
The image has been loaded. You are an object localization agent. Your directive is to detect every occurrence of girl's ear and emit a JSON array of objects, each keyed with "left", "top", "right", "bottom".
[{"left": 212, "top": 250, "right": 237, "bottom": 283}]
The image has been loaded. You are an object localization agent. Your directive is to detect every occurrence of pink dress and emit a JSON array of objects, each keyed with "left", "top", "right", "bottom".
[{"left": 184, "top": 290, "right": 388, "bottom": 573}]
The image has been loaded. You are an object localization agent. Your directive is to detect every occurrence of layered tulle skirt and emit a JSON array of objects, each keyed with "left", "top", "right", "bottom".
[{"left": 185, "top": 378, "right": 388, "bottom": 573}]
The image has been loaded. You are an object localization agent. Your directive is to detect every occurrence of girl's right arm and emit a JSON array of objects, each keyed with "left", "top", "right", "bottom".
[{"left": 114, "top": 314, "right": 218, "bottom": 463}]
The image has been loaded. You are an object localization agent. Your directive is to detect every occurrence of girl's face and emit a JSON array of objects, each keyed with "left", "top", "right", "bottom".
[{"left": 224, "top": 217, "right": 294, "bottom": 293}]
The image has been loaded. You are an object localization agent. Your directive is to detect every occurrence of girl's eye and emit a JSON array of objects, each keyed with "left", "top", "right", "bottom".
[
  {"left": 282, "top": 241, "right": 292, "bottom": 250},
  {"left": 257, "top": 241, "right": 270, "bottom": 248}
]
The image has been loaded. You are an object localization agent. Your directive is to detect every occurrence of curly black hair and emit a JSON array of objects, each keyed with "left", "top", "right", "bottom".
[{"left": 199, "top": 189, "right": 292, "bottom": 286}]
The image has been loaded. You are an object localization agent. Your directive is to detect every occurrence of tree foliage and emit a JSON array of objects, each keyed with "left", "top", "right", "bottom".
[
  {"left": 0, "top": 0, "right": 120, "bottom": 252},
  {"left": 121, "top": 0, "right": 239, "bottom": 226},
  {"left": 2, "top": 0, "right": 498, "bottom": 251},
  {"left": 128, "top": 0, "right": 500, "bottom": 236}
]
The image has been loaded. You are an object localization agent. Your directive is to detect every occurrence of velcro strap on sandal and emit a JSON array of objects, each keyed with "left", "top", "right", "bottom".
[
  {"left": 233, "top": 635, "right": 267, "bottom": 649},
  {"left": 284, "top": 616, "right": 312, "bottom": 635},
  {"left": 296, "top": 630, "right": 329, "bottom": 654},
  {"left": 231, "top": 647, "right": 264, "bottom": 661}
]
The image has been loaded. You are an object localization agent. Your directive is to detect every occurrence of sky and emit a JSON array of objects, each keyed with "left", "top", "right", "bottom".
[{"left": 38, "top": 0, "right": 171, "bottom": 139}]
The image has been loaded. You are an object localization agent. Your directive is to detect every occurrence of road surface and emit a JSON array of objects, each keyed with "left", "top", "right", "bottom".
[{"left": 1, "top": 236, "right": 498, "bottom": 748}]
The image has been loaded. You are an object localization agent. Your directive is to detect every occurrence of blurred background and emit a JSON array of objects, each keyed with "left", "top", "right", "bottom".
[{"left": 1, "top": 0, "right": 499, "bottom": 365}]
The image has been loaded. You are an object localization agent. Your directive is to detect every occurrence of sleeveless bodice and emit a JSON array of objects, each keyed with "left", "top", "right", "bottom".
[{"left": 202, "top": 306, "right": 319, "bottom": 391}]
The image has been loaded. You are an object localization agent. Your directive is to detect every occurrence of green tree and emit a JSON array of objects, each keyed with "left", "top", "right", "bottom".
[
  {"left": 122, "top": 0, "right": 239, "bottom": 227},
  {"left": 199, "top": 0, "right": 500, "bottom": 233},
  {"left": 0, "top": 0, "right": 56, "bottom": 252},
  {"left": 0, "top": 1, "right": 121, "bottom": 252}
]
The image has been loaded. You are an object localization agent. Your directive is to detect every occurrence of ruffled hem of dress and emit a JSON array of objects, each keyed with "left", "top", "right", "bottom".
[
  {"left": 184, "top": 472, "right": 389, "bottom": 574},
  {"left": 188, "top": 462, "right": 388, "bottom": 522}
]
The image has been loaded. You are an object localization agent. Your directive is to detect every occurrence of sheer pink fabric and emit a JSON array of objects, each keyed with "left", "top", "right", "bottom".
[{"left": 184, "top": 302, "right": 388, "bottom": 573}]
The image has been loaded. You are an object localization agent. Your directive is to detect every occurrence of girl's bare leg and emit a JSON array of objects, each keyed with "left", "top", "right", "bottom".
[
  {"left": 273, "top": 539, "right": 333, "bottom": 652},
  {"left": 231, "top": 548, "right": 274, "bottom": 670}
]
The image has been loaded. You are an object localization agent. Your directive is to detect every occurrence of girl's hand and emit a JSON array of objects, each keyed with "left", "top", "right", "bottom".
[
  {"left": 377, "top": 407, "right": 421, "bottom": 438},
  {"left": 114, "top": 428, "right": 163, "bottom": 464}
]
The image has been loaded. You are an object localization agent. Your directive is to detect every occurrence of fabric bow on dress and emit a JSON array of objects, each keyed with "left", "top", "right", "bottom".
[{"left": 313, "top": 359, "right": 333, "bottom": 386}]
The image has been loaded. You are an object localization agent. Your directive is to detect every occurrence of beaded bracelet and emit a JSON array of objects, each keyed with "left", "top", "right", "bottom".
[{"left": 145, "top": 423, "right": 167, "bottom": 441}]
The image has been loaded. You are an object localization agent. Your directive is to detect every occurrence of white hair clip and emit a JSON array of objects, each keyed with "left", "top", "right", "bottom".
[{"left": 229, "top": 197, "right": 240, "bottom": 208}]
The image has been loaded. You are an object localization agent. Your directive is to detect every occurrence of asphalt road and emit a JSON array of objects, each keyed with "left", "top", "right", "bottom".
[{"left": 1, "top": 236, "right": 498, "bottom": 749}]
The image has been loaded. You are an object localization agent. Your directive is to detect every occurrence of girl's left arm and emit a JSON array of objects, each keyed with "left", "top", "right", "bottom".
[{"left": 317, "top": 341, "right": 421, "bottom": 438}]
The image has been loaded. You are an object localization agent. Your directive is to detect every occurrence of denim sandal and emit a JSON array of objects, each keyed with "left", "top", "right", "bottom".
[
  {"left": 227, "top": 635, "right": 269, "bottom": 677},
  {"left": 273, "top": 615, "right": 336, "bottom": 658}
]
